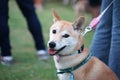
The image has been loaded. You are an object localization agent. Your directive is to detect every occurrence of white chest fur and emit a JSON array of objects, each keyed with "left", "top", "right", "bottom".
[{"left": 57, "top": 72, "right": 71, "bottom": 80}]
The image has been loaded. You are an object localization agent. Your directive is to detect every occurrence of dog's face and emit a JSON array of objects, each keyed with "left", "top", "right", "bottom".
[{"left": 48, "top": 10, "right": 84, "bottom": 56}]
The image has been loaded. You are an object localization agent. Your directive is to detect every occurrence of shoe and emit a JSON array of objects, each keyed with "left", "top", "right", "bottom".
[
  {"left": 37, "top": 50, "right": 49, "bottom": 60},
  {"left": 0, "top": 56, "right": 13, "bottom": 66}
]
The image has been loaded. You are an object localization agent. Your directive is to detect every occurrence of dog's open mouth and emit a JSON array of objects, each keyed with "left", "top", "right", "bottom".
[{"left": 48, "top": 46, "right": 66, "bottom": 56}]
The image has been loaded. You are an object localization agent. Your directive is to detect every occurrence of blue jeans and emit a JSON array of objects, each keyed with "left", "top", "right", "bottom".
[
  {"left": 90, "top": 0, "right": 120, "bottom": 79},
  {"left": 0, "top": 0, "right": 45, "bottom": 56}
]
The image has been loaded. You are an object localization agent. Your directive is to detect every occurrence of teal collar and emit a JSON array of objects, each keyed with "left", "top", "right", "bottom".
[{"left": 57, "top": 54, "right": 91, "bottom": 80}]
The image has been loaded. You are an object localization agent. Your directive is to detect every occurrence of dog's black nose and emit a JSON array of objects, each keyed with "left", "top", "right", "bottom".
[{"left": 49, "top": 42, "right": 56, "bottom": 48}]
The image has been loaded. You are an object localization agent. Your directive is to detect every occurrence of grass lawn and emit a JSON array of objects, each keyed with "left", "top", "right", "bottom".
[{"left": 0, "top": 1, "right": 93, "bottom": 80}]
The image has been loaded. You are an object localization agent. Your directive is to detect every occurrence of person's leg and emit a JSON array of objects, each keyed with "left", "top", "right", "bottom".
[
  {"left": 90, "top": 0, "right": 112, "bottom": 65},
  {"left": 0, "top": 0, "right": 12, "bottom": 57},
  {"left": 16, "top": 0, "right": 45, "bottom": 50},
  {"left": 109, "top": 0, "right": 120, "bottom": 78},
  {"left": 0, "top": 0, "right": 13, "bottom": 65},
  {"left": 16, "top": 0, "right": 48, "bottom": 60}
]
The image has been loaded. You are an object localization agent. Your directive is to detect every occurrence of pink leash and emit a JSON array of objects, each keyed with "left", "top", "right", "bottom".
[{"left": 82, "top": 0, "right": 115, "bottom": 36}]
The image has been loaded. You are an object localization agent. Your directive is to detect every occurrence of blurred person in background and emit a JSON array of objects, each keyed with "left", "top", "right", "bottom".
[
  {"left": 74, "top": 0, "right": 101, "bottom": 18},
  {"left": 0, "top": 0, "right": 48, "bottom": 65},
  {"left": 86, "top": 0, "right": 101, "bottom": 17},
  {"left": 34, "top": 0, "right": 43, "bottom": 10}
]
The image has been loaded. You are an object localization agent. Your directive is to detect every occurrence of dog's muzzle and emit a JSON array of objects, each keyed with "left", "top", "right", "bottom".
[{"left": 48, "top": 41, "right": 66, "bottom": 55}]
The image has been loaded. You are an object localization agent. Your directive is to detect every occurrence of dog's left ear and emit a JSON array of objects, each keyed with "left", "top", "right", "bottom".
[
  {"left": 52, "top": 9, "right": 61, "bottom": 23},
  {"left": 72, "top": 16, "right": 85, "bottom": 31}
]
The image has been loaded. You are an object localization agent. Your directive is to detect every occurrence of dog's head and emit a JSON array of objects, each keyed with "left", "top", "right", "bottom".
[{"left": 48, "top": 10, "right": 84, "bottom": 56}]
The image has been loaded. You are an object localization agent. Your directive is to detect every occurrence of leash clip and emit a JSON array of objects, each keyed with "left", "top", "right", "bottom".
[
  {"left": 82, "top": 26, "right": 92, "bottom": 36},
  {"left": 82, "top": 0, "right": 115, "bottom": 36}
]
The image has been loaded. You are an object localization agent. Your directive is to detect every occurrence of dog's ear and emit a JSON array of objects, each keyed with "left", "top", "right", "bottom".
[
  {"left": 52, "top": 9, "right": 61, "bottom": 23},
  {"left": 72, "top": 16, "right": 85, "bottom": 31}
]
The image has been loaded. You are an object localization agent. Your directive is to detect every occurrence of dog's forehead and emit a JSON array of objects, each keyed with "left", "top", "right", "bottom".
[{"left": 51, "top": 21, "right": 73, "bottom": 32}]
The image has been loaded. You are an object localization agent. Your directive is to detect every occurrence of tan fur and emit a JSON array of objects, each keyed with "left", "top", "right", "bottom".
[{"left": 48, "top": 10, "right": 118, "bottom": 80}]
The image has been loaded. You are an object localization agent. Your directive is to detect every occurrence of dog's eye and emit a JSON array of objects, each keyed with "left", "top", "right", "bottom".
[
  {"left": 62, "top": 34, "right": 70, "bottom": 38},
  {"left": 52, "top": 30, "right": 56, "bottom": 34}
]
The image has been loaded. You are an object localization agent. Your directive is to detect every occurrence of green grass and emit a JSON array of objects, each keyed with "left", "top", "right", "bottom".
[{"left": 0, "top": 1, "right": 93, "bottom": 80}]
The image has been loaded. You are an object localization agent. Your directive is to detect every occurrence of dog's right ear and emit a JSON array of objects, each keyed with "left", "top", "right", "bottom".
[
  {"left": 72, "top": 16, "right": 85, "bottom": 31},
  {"left": 52, "top": 9, "right": 61, "bottom": 23}
]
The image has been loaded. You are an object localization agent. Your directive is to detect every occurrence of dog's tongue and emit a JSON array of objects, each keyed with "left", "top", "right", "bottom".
[
  {"left": 48, "top": 49, "right": 60, "bottom": 62},
  {"left": 48, "top": 48, "right": 57, "bottom": 55},
  {"left": 54, "top": 54, "right": 60, "bottom": 62}
]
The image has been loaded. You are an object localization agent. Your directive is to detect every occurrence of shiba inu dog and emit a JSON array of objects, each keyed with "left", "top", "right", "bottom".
[{"left": 47, "top": 10, "right": 118, "bottom": 80}]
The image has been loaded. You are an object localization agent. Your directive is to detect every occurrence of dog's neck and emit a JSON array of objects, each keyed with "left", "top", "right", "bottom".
[
  {"left": 53, "top": 47, "right": 89, "bottom": 70},
  {"left": 57, "top": 54, "right": 91, "bottom": 80},
  {"left": 53, "top": 48, "right": 89, "bottom": 80}
]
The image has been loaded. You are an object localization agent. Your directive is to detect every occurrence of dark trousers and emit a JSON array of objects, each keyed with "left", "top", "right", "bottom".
[
  {"left": 90, "top": 0, "right": 120, "bottom": 78},
  {"left": 0, "top": 0, "right": 45, "bottom": 56}
]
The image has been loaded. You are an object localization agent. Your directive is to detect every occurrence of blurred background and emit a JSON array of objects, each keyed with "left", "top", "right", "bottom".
[{"left": 0, "top": 0, "right": 94, "bottom": 80}]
